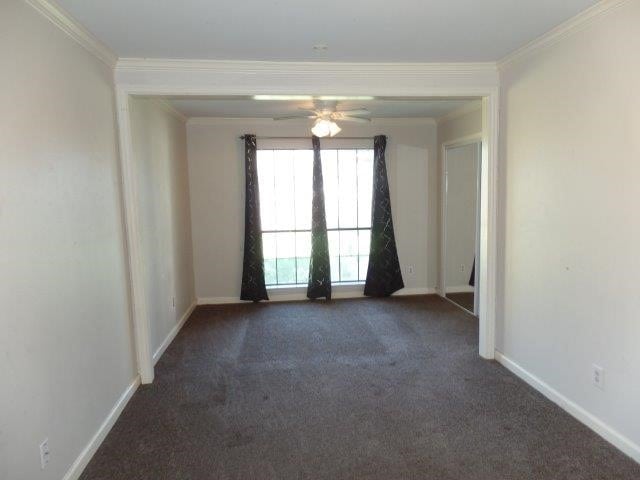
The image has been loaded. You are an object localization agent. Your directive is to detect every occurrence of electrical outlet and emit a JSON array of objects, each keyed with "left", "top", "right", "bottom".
[
  {"left": 460, "top": 264, "right": 465, "bottom": 272},
  {"left": 408, "top": 265, "right": 414, "bottom": 274},
  {"left": 39, "top": 438, "right": 50, "bottom": 469},
  {"left": 592, "top": 364, "right": 604, "bottom": 390}
]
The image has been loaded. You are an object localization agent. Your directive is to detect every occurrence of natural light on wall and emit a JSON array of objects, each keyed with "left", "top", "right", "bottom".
[{"left": 257, "top": 148, "right": 374, "bottom": 286}]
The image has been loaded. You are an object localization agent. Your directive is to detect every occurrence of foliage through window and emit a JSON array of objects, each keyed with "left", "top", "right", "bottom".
[{"left": 257, "top": 148, "right": 374, "bottom": 286}]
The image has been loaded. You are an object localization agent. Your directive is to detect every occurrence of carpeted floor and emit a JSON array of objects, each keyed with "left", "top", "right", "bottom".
[
  {"left": 446, "top": 292, "right": 474, "bottom": 312},
  {"left": 80, "top": 295, "right": 640, "bottom": 480}
]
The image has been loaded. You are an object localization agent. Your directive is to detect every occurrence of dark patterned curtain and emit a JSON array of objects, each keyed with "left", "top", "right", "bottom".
[
  {"left": 307, "top": 136, "right": 332, "bottom": 299},
  {"left": 364, "top": 135, "right": 405, "bottom": 296},
  {"left": 469, "top": 258, "right": 475, "bottom": 286},
  {"left": 240, "top": 134, "right": 269, "bottom": 302}
]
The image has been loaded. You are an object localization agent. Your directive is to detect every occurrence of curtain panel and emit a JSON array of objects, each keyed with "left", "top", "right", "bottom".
[
  {"left": 240, "top": 134, "right": 269, "bottom": 302},
  {"left": 364, "top": 135, "right": 405, "bottom": 296},
  {"left": 307, "top": 135, "right": 332, "bottom": 299},
  {"left": 469, "top": 258, "right": 476, "bottom": 287}
]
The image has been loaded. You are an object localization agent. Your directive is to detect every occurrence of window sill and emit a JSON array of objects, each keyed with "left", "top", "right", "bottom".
[{"left": 267, "top": 281, "right": 364, "bottom": 293}]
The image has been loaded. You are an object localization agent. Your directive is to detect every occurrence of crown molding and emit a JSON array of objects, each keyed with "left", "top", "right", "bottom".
[
  {"left": 498, "top": 0, "right": 630, "bottom": 70},
  {"left": 115, "top": 59, "right": 499, "bottom": 96},
  {"left": 186, "top": 116, "right": 436, "bottom": 127},
  {"left": 25, "top": 0, "right": 117, "bottom": 68},
  {"left": 116, "top": 58, "right": 497, "bottom": 76},
  {"left": 24, "top": 0, "right": 623, "bottom": 78},
  {"left": 435, "top": 100, "right": 482, "bottom": 125},
  {"left": 155, "top": 99, "right": 187, "bottom": 123}
]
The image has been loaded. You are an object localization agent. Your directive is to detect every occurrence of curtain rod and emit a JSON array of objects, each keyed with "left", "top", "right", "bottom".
[{"left": 239, "top": 135, "right": 375, "bottom": 140}]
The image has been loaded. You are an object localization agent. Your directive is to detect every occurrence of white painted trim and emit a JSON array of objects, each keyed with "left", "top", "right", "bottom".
[
  {"left": 187, "top": 116, "right": 437, "bottom": 126},
  {"left": 114, "top": 62, "right": 499, "bottom": 95},
  {"left": 116, "top": 58, "right": 497, "bottom": 75},
  {"left": 197, "top": 287, "right": 436, "bottom": 305},
  {"left": 114, "top": 66, "right": 499, "bottom": 375},
  {"left": 115, "top": 88, "right": 154, "bottom": 384},
  {"left": 498, "top": 0, "right": 630, "bottom": 69},
  {"left": 152, "top": 300, "right": 196, "bottom": 365},
  {"left": 478, "top": 94, "right": 498, "bottom": 359},
  {"left": 24, "top": 0, "right": 626, "bottom": 76},
  {"left": 436, "top": 100, "right": 482, "bottom": 125},
  {"left": 25, "top": 0, "right": 117, "bottom": 68},
  {"left": 61, "top": 376, "right": 140, "bottom": 480},
  {"left": 155, "top": 99, "right": 188, "bottom": 123},
  {"left": 495, "top": 351, "right": 640, "bottom": 464}
]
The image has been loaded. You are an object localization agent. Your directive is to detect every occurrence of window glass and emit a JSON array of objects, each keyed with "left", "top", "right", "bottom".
[
  {"left": 337, "top": 150, "right": 358, "bottom": 228},
  {"left": 258, "top": 148, "right": 373, "bottom": 286}
]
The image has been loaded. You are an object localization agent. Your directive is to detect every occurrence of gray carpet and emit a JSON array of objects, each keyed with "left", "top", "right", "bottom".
[{"left": 80, "top": 295, "right": 640, "bottom": 480}]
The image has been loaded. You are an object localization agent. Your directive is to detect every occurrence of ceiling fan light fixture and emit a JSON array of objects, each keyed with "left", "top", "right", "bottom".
[
  {"left": 328, "top": 121, "right": 341, "bottom": 137},
  {"left": 311, "top": 119, "right": 333, "bottom": 137},
  {"left": 273, "top": 101, "right": 369, "bottom": 136}
]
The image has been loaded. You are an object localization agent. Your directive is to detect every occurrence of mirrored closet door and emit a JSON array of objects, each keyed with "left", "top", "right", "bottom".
[{"left": 443, "top": 141, "right": 480, "bottom": 314}]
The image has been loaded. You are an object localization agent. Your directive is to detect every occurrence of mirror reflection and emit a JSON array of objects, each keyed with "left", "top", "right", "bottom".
[{"left": 444, "top": 141, "right": 480, "bottom": 314}]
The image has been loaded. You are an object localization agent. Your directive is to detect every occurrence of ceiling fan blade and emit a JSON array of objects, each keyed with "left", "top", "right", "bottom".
[
  {"left": 336, "top": 109, "right": 370, "bottom": 116},
  {"left": 340, "top": 116, "right": 372, "bottom": 123},
  {"left": 297, "top": 108, "right": 320, "bottom": 115},
  {"left": 272, "top": 115, "right": 316, "bottom": 121}
]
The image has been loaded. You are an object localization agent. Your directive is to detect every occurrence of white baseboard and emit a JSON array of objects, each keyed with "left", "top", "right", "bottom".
[
  {"left": 197, "top": 287, "right": 436, "bottom": 305},
  {"left": 62, "top": 376, "right": 141, "bottom": 480},
  {"left": 445, "top": 285, "right": 474, "bottom": 293},
  {"left": 152, "top": 299, "right": 197, "bottom": 365},
  {"left": 494, "top": 351, "right": 640, "bottom": 464},
  {"left": 62, "top": 301, "right": 196, "bottom": 479}
]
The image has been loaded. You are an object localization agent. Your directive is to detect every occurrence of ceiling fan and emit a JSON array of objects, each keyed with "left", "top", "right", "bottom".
[{"left": 272, "top": 101, "right": 371, "bottom": 137}]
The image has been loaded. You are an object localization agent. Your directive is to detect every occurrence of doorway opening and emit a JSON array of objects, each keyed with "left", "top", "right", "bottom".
[
  {"left": 441, "top": 138, "right": 481, "bottom": 314},
  {"left": 116, "top": 83, "right": 498, "bottom": 384}
]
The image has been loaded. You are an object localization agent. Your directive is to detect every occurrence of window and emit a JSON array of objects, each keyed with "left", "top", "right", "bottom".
[{"left": 257, "top": 148, "right": 374, "bottom": 286}]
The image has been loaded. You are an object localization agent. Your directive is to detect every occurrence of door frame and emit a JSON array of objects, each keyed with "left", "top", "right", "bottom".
[
  {"left": 440, "top": 135, "right": 483, "bottom": 314},
  {"left": 114, "top": 60, "right": 499, "bottom": 383}
]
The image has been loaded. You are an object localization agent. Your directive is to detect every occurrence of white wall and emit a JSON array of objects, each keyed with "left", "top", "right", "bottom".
[
  {"left": 129, "top": 98, "right": 195, "bottom": 355},
  {"left": 187, "top": 118, "right": 438, "bottom": 301},
  {"left": 444, "top": 143, "right": 478, "bottom": 291},
  {"left": 437, "top": 104, "right": 482, "bottom": 146},
  {"left": 499, "top": 0, "right": 640, "bottom": 457},
  {"left": 0, "top": 1, "right": 136, "bottom": 479}
]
